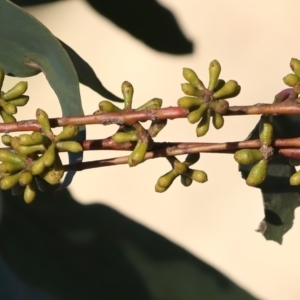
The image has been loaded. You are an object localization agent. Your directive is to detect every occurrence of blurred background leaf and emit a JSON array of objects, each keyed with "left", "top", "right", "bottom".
[
  {"left": 11, "top": 0, "right": 194, "bottom": 55},
  {"left": 0, "top": 187, "right": 255, "bottom": 299}
]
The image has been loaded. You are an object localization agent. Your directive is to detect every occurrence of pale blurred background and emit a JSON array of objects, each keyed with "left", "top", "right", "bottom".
[{"left": 3, "top": 1, "right": 300, "bottom": 299}]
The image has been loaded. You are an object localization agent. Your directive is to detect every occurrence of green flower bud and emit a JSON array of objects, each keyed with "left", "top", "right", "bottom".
[
  {"left": 17, "top": 144, "right": 45, "bottom": 155},
  {"left": 283, "top": 73, "right": 300, "bottom": 87},
  {"left": 196, "top": 109, "right": 211, "bottom": 137},
  {"left": 185, "top": 169, "right": 208, "bottom": 183},
  {"left": 246, "top": 160, "right": 268, "bottom": 186},
  {"left": 184, "top": 153, "right": 200, "bottom": 166},
  {"left": 208, "top": 60, "right": 221, "bottom": 91},
  {"left": 173, "top": 160, "right": 188, "bottom": 175},
  {"left": 180, "top": 175, "right": 193, "bottom": 187},
  {"left": 1, "top": 134, "right": 12, "bottom": 146},
  {"left": 148, "top": 119, "right": 167, "bottom": 137},
  {"left": 259, "top": 121, "right": 273, "bottom": 146},
  {"left": 0, "top": 172, "right": 21, "bottom": 190},
  {"left": 212, "top": 113, "right": 224, "bottom": 129},
  {"left": 0, "top": 161, "right": 25, "bottom": 174},
  {"left": 24, "top": 181, "right": 37, "bottom": 204},
  {"left": 213, "top": 79, "right": 226, "bottom": 92},
  {"left": 19, "top": 132, "right": 45, "bottom": 146},
  {"left": 0, "top": 110, "right": 16, "bottom": 123},
  {"left": 213, "top": 80, "right": 240, "bottom": 99},
  {"left": 290, "top": 170, "right": 300, "bottom": 186},
  {"left": 212, "top": 99, "right": 229, "bottom": 115},
  {"left": 156, "top": 169, "right": 178, "bottom": 190},
  {"left": 98, "top": 100, "right": 122, "bottom": 113},
  {"left": 36, "top": 109, "right": 52, "bottom": 138},
  {"left": 290, "top": 58, "right": 300, "bottom": 77},
  {"left": 234, "top": 149, "right": 263, "bottom": 165},
  {"left": 42, "top": 168, "right": 64, "bottom": 185},
  {"left": 55, "top": 141, "right": 83, "bottom": 153},
  {"left": 182, "top": 68, "right": 205, "bottom": 90},
  {"left": 128, "top": 141, "right": 148, "bottom": 167},
  {"left": 19, "top": 170, "right": 33, "bottom": 186},
  {"left": 181, "top": 83, "right": 202, "bottom": 97},
  {"left": 42, "top": 143, "right": 56, "bottom": 167},
  {"left": 7, "top": 96, "right": 29, "bottom": 106},
  {"left": 188, "top": 103, "right": 208, "bottom": 124},
  {"left": 54, "top": 125, "right": 79, "bottom": 142},
  {"left": 155, "top": 184, "right": 167, "bottom": 193},
  {"left": 178, "top": 96, "right": 202, "bottom": 109},
  {"left": 112, "top": 131, "right": 138, "bottom": 143},
  {"left": 0, "top": 99, "right": 16, "bottom": 115},
  {"left": 0, "top": 149, "right": 23, "bottom": 164},
  {"left": 136, "top": 98, "right": 163, "bottom": 111},
  {"left": 31, "top": 156, "right": 45, "bottom": 175},
  {"left": 2, "top": 81, "right": 27, "bottom": 100},
  {"left": 122, "top": 81, "right": 134, "bottom": 109}
]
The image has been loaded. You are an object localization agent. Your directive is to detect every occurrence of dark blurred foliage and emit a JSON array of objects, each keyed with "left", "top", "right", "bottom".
[
  {"left": 0, "top": 186, "right": 255, "bottom": 299},
  {"left": 11, "top": 0, "right": 193, "bottom": 54}
]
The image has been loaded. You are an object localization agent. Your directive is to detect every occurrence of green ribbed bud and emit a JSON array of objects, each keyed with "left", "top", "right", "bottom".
[
  {"left": 36, "top": 109, "right": 52, "bottom": 138},
  {"left": 290, "top": 58, "right": 300, "bottom": 77},
  {"left": 213, "top": 80, "right": 240, "bottom": 99},
  {"left": 0, "top": 172, "right": 21, "bottom": 189},
  {"left": 212, "top": 99, "right": 229, "bottom": 115},
  {"left": 24, "top": 181, "right": 37, "bottom": 204},
  {"left": 122, "top": 81, "right": 134, "bottom": 109},
  {"left": 19, "top": 170, "right": 33, "bottom": 186},
  {"left": 0, "top": 110, "right": 16, "bottom": 123},
  {"left": 0, "top": 99, "right": 16, "bottom": 115},
  {"left": 234, "top": 149, "right": 263, "bottom": 165},
  {"left": 155, "top": 169, "right": 178, "bottom": 192},
  {"left": 208, "top": 60, "right": 221, "bottom": 91},
  {"left": 178, "top": 96, "right": 202, "bottom": 109},
  {"left": 213, "top": 79, "right": 226, "bottom": 92},
  {"left": 8, "top": 96, "right": 29, "bottom": 107},
  {"left": 185, "top": 169, "right": 207, "bottom": 183},
  {"left": 98, "top": 100, "right": 122, "bottom": 113},
  {"left": 182, "top": 68, "right": 205, "bottom": 89},
  {"left": 0, "top": 149, "right": 23, "bottom": 164},
  {"left": 19, "top": 132, "right": 44, "bottom": 146},
  {"left": 246, "top": 160, "right": 268, "bottom": 186},
  {"left": 196, "top": 109, "right": 211, "bottom": 137},
  {"left": 188, "top": 103, "right": 208, "bottom": 124},
  {"left": 54, "top": 125, "right": 79, "bottom": 142},
  {"left": 1, "top": 135, "right": 12, "bottom": 146},
  {"left": 136, "top": 98, "right": 163, "bottom": 111},
  {"left": 259, "top": 121, "right": 273, "bottom": 146},
  {"left": 31, "top": 156, "right": 45, "bottom": 175},
  {"left": 42, "top": 143, "right": 56, "bottom": 167},
  {"left": 283, "top": 73, "right": 300, "bottom": 87},
  {"left": 2, "top": 81, "right": 27, "bottom": 100},
  {"left": 173, "top": 160, "right": 188, "bottom": 175},
  {"left": 128, "top": 141, "right": 148, "bottom": 167},
  {"left": 55, "top": 141, "right": 83, "bottom": 153},
  {"left": 212, "top": 113, "right": 224, "bottom": 129},
  {"left": 112, "top": 131, "right": 138, "bottom": 143},
  {"left": 180, "top": 175, "right": 193, "bottom": 187},
  {"left": 184, "top": 153, "right": 200, "bottom": 166},
  {"left": 0, "top": 161, "right": 25, "bottom": 174},
  {"left": 181, "top": 83, "right": 202, "bottom": 97}
]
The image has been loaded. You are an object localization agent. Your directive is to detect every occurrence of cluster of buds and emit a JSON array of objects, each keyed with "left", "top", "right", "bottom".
[
  {"left": 177, "top": 60, "right": 241, "bottom": 137},
  {"left": 0, "top": 69, "right": 29, "bottom": 123},
  {"left": 283, "top": 58, "right": 300, "bottom": 94},
  {"left": 95, "top": 81, "right": 166, "bottom": 167},
  {"left": 155, "top": 154, "right": 207, "bottom": 192},
  {"left": 234, "top": 119, "right": 274, "bottom": 186},
  {"left": 0, "top": 109, "right": 82, "bottom": 203}
]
